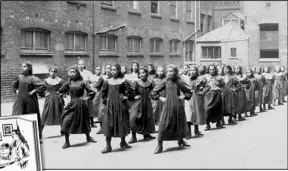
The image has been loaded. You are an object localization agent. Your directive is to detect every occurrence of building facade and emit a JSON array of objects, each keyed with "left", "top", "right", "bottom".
[{"left": 1, "top": 1, "right": 215, "bottom": 102}]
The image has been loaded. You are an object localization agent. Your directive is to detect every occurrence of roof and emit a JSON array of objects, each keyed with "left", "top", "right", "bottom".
[
  {"left": 197, "top": 22, "right": 249, "bottom": 42},
  {"left": 223, "top": 12, "right": 245, "bottom": 21}
]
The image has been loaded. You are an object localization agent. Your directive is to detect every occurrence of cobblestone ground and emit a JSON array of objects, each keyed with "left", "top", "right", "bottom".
[{"left": 1, "top": 97, "right": 287, "bottom": 169}]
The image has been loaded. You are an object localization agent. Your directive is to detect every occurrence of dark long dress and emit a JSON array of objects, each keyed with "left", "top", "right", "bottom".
[
  {"left": 130, "top": 80, "right": 155, "bottom": 135},
  {"left": 222, "top": 75, "right": 241, "bottom": 117},
  {"left": 273, "top": 72, "right": 284, "bottom": 101},
  {"left": 150, "top": 78, "right": 192, "bottom": 141},
  {"left": 58, "top": 80, "right": 94, "bottom": 134},
  {"left": 285, "top": 73, "right": 288, "bottom": 96},
  {"left": 204, "top": 74, "right": 225, "bottom": 123},
  {"left": 101, "top": 78, "right": 135, "bottom": 138},
  {"left": 262, "top": 73, "right": 274, "bottom": 104},
  {"left": 185, "top": 76, "right": 210, "bottom": 125},
  {"left": 245, "top": 77, "right": 259, "bottom": 112},
  {"left": 254, "top": 73, "right": 266, "bottom": 107},
  {"left": 152, "top": 77, "right": 166, "bottom": 125},
  {"left": 41, "top": 77, "right": 65, "bottom": 126},
  {"left": 12, "top": 74, "right": 46, "bottom": 138},
  {"left": 235, "top": 75, "right": 249, "bottom": 114},
  {"left": 94, "top": 75, "right": 110, "bottom": 122}
]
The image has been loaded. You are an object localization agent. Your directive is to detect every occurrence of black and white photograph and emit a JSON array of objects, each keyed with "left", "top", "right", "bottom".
[{"left": 0, "top": 0, "right": 287, "bottom": 170}]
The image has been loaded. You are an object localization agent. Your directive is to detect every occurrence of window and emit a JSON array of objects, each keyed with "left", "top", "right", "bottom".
[
  {"left": 101, "top": 1, "right": 113, "bottom": 6},
  {"left": 186, "top": 1, "right": 194, "bottom": 21},
  {"left": 65, "top": 32, "right": 87, "bottom": 51},
  {"left": 207, "top": 15, "right": 212, "bottom": 32},
  {"left": 259, "top": 23, "right": 279, "bottom": 58},
  {"left": 200, "top": 14, "right": 205, "bottom": 33},
  {"left": 150, "top": 38, "right": 162, "bottom": 52},
  {"left": 169, "top": 40, "right": 180, "bottom": 53},
  {"left": 202, "top": 47, "right": 221, "bottom": 59},
  {"left": 185, "top": 41, "right": 194, "bottom": 62},
  {"left": 129, "top": 1, "right": 138, "bottom": 10},
  {"left": 231, "top": 48, "right": 237, "bottom": 57},
  {"left": 100, "top": 35, "right": 117, "bottom": 52},
  {"left": 222, "top": 19, "right": 230, "bottom": 26},
  {"left": 21, "top": 28, "right": 50, "bottom": 50},
  {"left": 170, "top": 1, "right": 177, "bottom": 18},
  {"left": 127, "top": 37, "right": 142, "bottom": 52},
  {"left": 151, "top": 1, "right": 159, "bottom": 14}
]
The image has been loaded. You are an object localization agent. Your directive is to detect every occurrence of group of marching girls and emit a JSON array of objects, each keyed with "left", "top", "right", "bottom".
[{"left": 11, "top": 59, "right": 288, "bottom": 154}]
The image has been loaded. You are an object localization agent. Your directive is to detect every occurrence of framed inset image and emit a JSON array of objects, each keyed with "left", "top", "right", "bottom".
[{"left": 2, "top": 124, "right": 13, "bottom": 136}]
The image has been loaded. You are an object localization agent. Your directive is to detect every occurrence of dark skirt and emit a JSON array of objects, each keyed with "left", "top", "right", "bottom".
[
  {"left": 285, "top": 80, "right": 288, "bottom": 96},
  {"left": 42, "top": 94, "right": 63, "bottom": 126},
  {"left": 130, "top": 99, "right": 155, "bottom": 135},
  {"left": 245, "top": 87, "right": 256, "bottom": 111},
  {"left": 157, "top": 98, "right": 189, "bottom": 141},
  {"left": 204, "top": 90, "right": 223, "bottom": 123},
  {"left": 223, "top": 89, "right": 238, "bottom": 117},
  {"left": 262, "top": 83, "right": 273, "bottom": 104},
  {"left": 61, "top": 99, "right": 91, "bottom": 134},
  {"left": 236, "top": 88, "right": 247, "bottom": 114},
  {"left": 185, "top": 92, "right": 206, "bottom": 125},
  {"left": 255, "top": 86, "right": 264, "bottom": 106},
  {"left": 152, "top": 99, "right": 164, "bottom": 126}
]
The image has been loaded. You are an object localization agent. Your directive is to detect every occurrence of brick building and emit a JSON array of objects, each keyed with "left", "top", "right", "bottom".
[
  {"left": 1, "top": 1, "right": 215, "bottom": 102},
  {"left": 204, "top": 1, "right": 287, "bottom": 68}
]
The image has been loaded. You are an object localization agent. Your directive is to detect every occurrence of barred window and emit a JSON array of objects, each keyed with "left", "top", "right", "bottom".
[
  {"left": 21, "top": 28, "right": 50, "bottom": 50},
  {"left": 100, "top": 35, "right": 117, "bottom": 52},
  {"left": 150, "top": 38, "right": 162, "bottom": 52},
  {"left": 65, "top": 32, "right": 87, "bottom": 51},
  {"left": 128, "top": 37, "right": 142, "bottom": 52}
]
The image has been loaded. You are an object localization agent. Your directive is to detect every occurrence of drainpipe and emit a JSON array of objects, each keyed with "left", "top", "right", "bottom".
[
  {"left": 182, "top": 1, "right": 185, "bottom": 66},
  {"left": 92, "top": 1, "right": 95, "bottom": 74},
  {"left": 194, "top": 1, "right": 197, "bottom": 63}
]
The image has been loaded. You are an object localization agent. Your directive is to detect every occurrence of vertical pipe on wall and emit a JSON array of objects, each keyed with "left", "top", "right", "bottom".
[
  {"left": 194, "top": 1, "right": 197, "bottom": 62},
  {"left": 92, "top": 1, "right": 95, "bottom": 74}
]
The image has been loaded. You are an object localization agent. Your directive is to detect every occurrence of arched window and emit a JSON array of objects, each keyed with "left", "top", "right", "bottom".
[
  {"left": 99, "top": 34, "right": 117, "bottom": 52},
  {"left": 127, "top": 36, "right": 142, "bottom": 52},
  {"left": 21, "top": 28, "right": 50, "bottom": 50},
  {"left": 65, "top": 31, "right": 87, "bottom": 51},
  {"left": 169, "top": 39, "right": 180, "bottom": 53},
  {"left": 150, "top": 37, "right": 163, "bottom": 52}
]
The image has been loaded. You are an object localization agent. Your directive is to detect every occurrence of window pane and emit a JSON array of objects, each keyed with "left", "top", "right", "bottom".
[
  {"left": 170, "top": 41, "right": 173, "bottom": 52},
  {"left": 186, "top": 1, "right": 191, "bottom": 10},
  {"left": 208, "top": 47, "right": 213, "bottom": 58},
  {"left": 260, "top": 24, "right": 278, "bottom": 31},
  {"left": 107, "top": 36, "right": 115, "bottom": 52},
  {"left": 185, "top": 42, "right": 189, "bottom": 52},
  {"left": 202, "top": 47, "right": 207, "bottom": 58},
  {"left": 150, "top": 39, "right": 154, "bottom": 52},
  {"left": 189, "top": 41, "right": 193, "bottom": 51},
  {"left": 151, "top": 1, "right": 158, "bottom": 14},
  {"left": 189, "top": 51, "right": 193, "bottom": 61},
  {"left": 260, "top": 49, "right": 279, "bottom": 58},
  {"left": 174, "top": 41, "right": 179, "bottom": 52},
  {"left": 100, "top": 36, "right": 106, "bottom": 51},
  {"left": 134, "top": 38, "right": 141, "bottom": 52},
  {"left": 231, "top": 48, "right": 236, "bottom": 57},
  {"left": 170, "top": 6, "right": 176, "bottom": 17},
  {"left": 223, "top": 20, "right": 230, "bottom": 25},
  {"left": 75, "top": 34, "right": 81, "bottom": 50},
  {"left": 185, "top": 52, "right": 189, "bottom": 61},
  {"left": 66, "top": 34, "right": 74, "bottom": 50},
  {"left": 75, "top": 34, "right": 85, "bottom": 51},
  {"left": 155, "top": 39, "right": 162, "bottom": 52},
  {"left": 24, "top": 31, "right": 33, "bottom": 49},
  {"left": 21, "top": 31, "right": 26, "bottom": 48},
  {"left": 214, "top": 47, "right": 221, "bottom": 59},
  {"left": 129, "top": 1, "right": 134, "bottom": 8},
  {"left": 128, "top": 38, "right": 133, "bottom": 52},
  {"left": 35, "top": 31, "right": 47, "bottom": 50}
]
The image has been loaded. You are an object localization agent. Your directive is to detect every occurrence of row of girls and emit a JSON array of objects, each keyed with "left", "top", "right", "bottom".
[{"left": 12, "top": 60, "right": 287, "bottom": 154}]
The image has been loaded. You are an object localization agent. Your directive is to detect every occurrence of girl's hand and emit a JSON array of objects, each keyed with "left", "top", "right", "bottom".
[
  {"left": 45, "top": 92, "right": 51, "bottom": 97},
  {"left": 119, "top": 94, "right": 128, "bottom": 100},
  {"left": 28, "top": 90, "right": 36, "bottom": 95},
  {"left": 16, "top": 90, "right": 18, "bottom": 94},
  {"left": 159, "top": 97, "right": 166, "bottom": 102},
  {"left": 178, "top": 95, "right": 185, "bottom": 100},
  {"left": 134, "top": 95, "right": 141, "bottom": 100}
]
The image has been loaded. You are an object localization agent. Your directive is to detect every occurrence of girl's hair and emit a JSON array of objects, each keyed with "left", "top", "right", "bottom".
[
  {"left": 68, "top": 66, "right": 83, "bottom": 81},
  {"left": 130, "top": 62, "right": 140, "bottom": 73},
  {"left": 254, "top": 66, "right": 262, "bottom": 74},
  {"left": 262, "top": 65, "right": 270, "bottom": 73},
  {"left": 155, "top": 65, "right": 166, "bottom": 78},
  {"left": 208, "top": 64, "right": 218, "bottom": 76},
  {"left": 139, "top": 67, "right": 149, "bottom": 76},
  {"left": 121, "top": 65, "right": 128, "bottom": 75},
  {"left": 77, "top": 58, "right": 86, "bottom": 69},
  {"left": 112, "top": 64, "right": 124, "bottom": 78},
  {"left": 167, "top": 64, "right": 181, "bottom": 80},
  {"left": 22, "top": 62, "right": 33, "bottom": 75},
  {"left": 12, "top": 130, "right": 29, "bottom": 150},
  {"left": 246, "top": 68, "right": 255, "bottom": 78},
  {"left": 147, "top": 64, "right": 156, "bottom": 75},
  {"left": 224, "top": 65, "right": 233, "bottom": 75},
  {"left": 198, "top": 65, "right": 207, "bottom": 75},
  {"left": 274, "top": 65, "right": 280, "bottom": 72},
  {"left": 190, "top": 65, "right": 199, "bottom": 79},
  {"left": 49, "top": 65, "right": 58, "bottom": 73},
  {"left": 234, "top": 65, "right": 243, "bottom": 76},
  {"left": 103, "top": 64, "right": 111, "bottom": 75}
]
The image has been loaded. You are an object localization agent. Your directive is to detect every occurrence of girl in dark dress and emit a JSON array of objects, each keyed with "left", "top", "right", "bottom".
[
  {"left": 94, "top": 64, "right": 112, "bottom": 134},
  {"left": 185, "top": 66, "right": 210, "bottom": 139},
  {"left": 58, "top": 66, "right": 96, "bottom": 149},
  {"left": 222, "top": 65, "right": 241, "bottom": 125},
  {"left": 262, "top": 66, "right": 274, "bottom": 110},
  {"left": 234, "top": 65, "right": 249, "bottom": 119},
  {"left": 129, "top": 67, "right": 156, "bottom": 143},
  {"left": 273, "top": 66, "right": 284, "bottom": 106},
  {"left": 280, "top": 66, "right": 287, "bottom": 103},
  {"left": 254, "top": 67, "right": 267, "bottom": 112},
  {"left": 147, "top": 64, "right": 157, "bottom": 80},
  {"left": 204, "top": 65, "right": 225, "bottom": 130},
  {"left": 41, "top": 66, "right": 65, "bottom": 137},
  {"left": 245, "top": 69, "right": 259, "bottom": 117},
  {"left": 101, "top": 64, "right": 135, "bottom": 154},
  {"left": 150, "top": 64, "right": 192, "bottom": 154},
  {"left": 12, "top": 62, "right": 46, "bottom": 143},
  {"left": 152, "top": 66, "right": 166, "bottom": 126}
]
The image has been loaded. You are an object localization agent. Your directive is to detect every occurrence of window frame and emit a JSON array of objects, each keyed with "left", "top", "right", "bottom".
[
  {"left": 170, "top": 1, "right": 177, "bottom": 18},
  {"left": 150, "top": 38, "right": 163, "bottom": 53},
  {"left": 200, "top": 14, "right": 205, "bottom": 33},
  {"left": 151, "top": 0, "right": 159, "bottom": 15},
  {"left": 230, "top": 48, "right": 237, "bottom": 57},
  {"left": 99, "top": 34, "right": 117, "bottom": 52},
  {"left": 169, "top": 39, "right": 180, "bottom": 53},
  {"left": 101, "top": 1, "right": 113, "bottom": 6},
  {"left": 186, "top": 1, "right": 194, "bottom": 21},
  {"left": 185, "top": 40, "right": 194, "bottom": 62},
  {"left": 201, "top": 46, "right": 221, "bottom": 59},
  {"left": 129, "top": 1, "right": 139, "bottom": 11},
  {"left": 259, "top": 23, "right": 279, "bottom": 58},
  {"left": 127, "top": 36, "right": 142, "bottom": 52},
  {"left": 21, "top": 28, "right": 50, "bottom": 51},
  {"left": 65, "top": 32, "right": 87, "bottom": 52}
]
